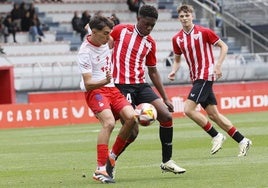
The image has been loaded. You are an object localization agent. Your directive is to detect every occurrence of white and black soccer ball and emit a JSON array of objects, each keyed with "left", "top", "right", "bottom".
[{"left": 135, "top": 103, "right": 157, "bottom": 126}]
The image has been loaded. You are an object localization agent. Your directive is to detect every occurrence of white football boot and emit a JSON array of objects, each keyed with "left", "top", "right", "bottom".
[
  {"left": 160, "top": 160, "right": 186, "bottom": 174},
  {"left": 211, "top": 133, "right": 226, "bottom": 154}
]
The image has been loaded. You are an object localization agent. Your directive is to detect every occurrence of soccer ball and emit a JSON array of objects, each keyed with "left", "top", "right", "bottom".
[{"left": 135, "top": 103, "right": 157, "bottom": 126}]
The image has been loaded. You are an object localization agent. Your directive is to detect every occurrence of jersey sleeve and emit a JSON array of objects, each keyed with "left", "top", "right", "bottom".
[
  {"left": 172, "top": 34, "right": 182, "bottom": 55},
  {"left": 110, "top": 24, "right": 124, "bottom": 40},
  {"left": 206, "top": 28, "right": 220, "bottom": 45},
  {"left": 77, "top": 53, "right": 92, "bottom": 74},
  {"left": 145, "top": 37, "right": 157, "bottom": 67}
]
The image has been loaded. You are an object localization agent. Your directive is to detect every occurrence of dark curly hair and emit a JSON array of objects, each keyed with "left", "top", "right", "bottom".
[{"left": 138, "top": 4, "right": 158, "bottom": 19}]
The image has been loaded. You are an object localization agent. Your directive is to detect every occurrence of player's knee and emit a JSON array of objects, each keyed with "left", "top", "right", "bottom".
[
  {"left": 157, "top": 109, "right": 172, "bottom": 122},
  {"left": 184, "top": 106, "right": 197, "bottom": 119},
  {"left": 207, "top": 112, "right": 219, "bottom": 122},
  {"left": 184, "top": 105, "right": 191, "bottom": 116},
  {"left": 103, "top": 119, "right": 116, "bottom": 131},
  {"left": 157, "top": 112, "right": 173, "bottom": 127},
  {"left": 124, "top": 114, "right": 137, "bottom": 127}
]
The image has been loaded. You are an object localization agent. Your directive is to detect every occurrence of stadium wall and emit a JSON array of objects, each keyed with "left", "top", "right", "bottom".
[{"left": 0, "top": 81, "right": 267, "bottom": 129}]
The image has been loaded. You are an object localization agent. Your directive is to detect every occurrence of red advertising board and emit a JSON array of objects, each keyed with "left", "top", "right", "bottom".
[
  {"left": 0, "top": 81, "right": 267, "bottom": 129},
  {"left": 0, "top": 100, "right": 98, "bottom": 129}
]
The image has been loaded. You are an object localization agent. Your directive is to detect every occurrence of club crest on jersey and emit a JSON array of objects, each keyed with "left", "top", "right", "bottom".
[
  {"left": 193, "top": 33, "right": 200, "bottom": 40},
  {"left": 126, "top": 30, "right": 132, "bottom": 35},
  {"left": 177, "top": 38, "right": 184, "bottom": 43},
  {"left": 144, "top": 41, "right": 152, "bottom": 50}
]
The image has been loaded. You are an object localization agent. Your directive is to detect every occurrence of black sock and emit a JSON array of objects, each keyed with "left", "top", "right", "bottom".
[
  {"left": 203, "top": 122, "right": 218, "bottom": 137},
  {"left": 159, "top": 126, "right": 173, "bottom": 163},
  {"left": 207, "top": 126, "right": 219, "bottom": 137},
  {"left": 232, "top": 131, "right": 244, "bottom": 143}
]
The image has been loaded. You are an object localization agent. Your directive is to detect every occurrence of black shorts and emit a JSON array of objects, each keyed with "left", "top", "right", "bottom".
[
  {"left": 115, "top": 83, "right": 159, "bottom": 106},
  {"left": 188, "top": 79, "right": 217, "bottom": 109}
]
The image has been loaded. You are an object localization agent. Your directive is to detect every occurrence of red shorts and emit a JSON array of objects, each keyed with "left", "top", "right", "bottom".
[{"left": 85, "top": 87, "right": 131, "bottom": 120}]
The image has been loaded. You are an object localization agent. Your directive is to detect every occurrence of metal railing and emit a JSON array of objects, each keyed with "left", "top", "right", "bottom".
[
  {"left": 151, "top": 52, "right": 268, "bottom": 85},
  {"left": 222, "top": 11, "right": 268, "bottom": 53},
  {"left": 10, "top": 53, "right": 268, "bottom": 90},
  {"left": 189, "top": 0, "right": 268, "bottom": 53}
]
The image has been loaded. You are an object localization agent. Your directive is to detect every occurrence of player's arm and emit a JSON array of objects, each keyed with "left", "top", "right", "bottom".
[
  {"left": 82, "top": 71, "right": 112, "bottom": 91},
  {"left": 168, "top": 54, "right": 182, "bottom": 81},
  {"left": 214, "top": 39, "right": 228, "bottom": 80},
  {"left": 78, "top": 53, "right": 112, "bottom": 91},
  {"left": 148, "top": 67, "right": 174, "bottom": 112}
]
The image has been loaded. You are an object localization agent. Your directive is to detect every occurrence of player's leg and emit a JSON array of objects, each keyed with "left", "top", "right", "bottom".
[
  {"left": 205, "top": 104, "right": 252, "bottom": 156},
  {"left": 115, "top": 122, "right": 139, "bottom": 159},
  {"left": 151, "top": 98, "right": 173, "bottom": 161},
  {"left": 86, "top": 89, "right": 116, "bottom": 183},
  {"left": 93, "top": 109, "right": 116, "bottom": 183},
  {"left": 106, "top": 89, "right": 138, "bottom": 179},
  {"left": 136, "top": 83, "right": 185, "bottom": 174},
  {"left": 108, "top": 105, "right": 137, "bottom": 160},
  {"left": 184, "top": 80, "right": 225, "bottom": 154},
  {"left": 113, "top": 84, "right": 140, "bottom": 159},
  {"left": 184, "top": 99, "right": 209, "bottom": 125},
  {"left": 151, "top": 98, "right": 186, "bottom": 174},
  {"left": 135, "top": 84, "right": 174, "bottom": 165},
  {"left": 184, "top": 99, "right": 226, "bottom": 154},
  {"left": 106, "top": 119, "right": 138, "bottom": 179}
]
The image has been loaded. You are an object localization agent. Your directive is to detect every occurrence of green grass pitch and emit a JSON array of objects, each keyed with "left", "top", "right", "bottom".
[{"left": 0, "top": 111, "right": 267, "bottom": 188}]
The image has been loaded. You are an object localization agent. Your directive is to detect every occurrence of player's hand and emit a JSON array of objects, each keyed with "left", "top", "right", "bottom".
[
  {"left": 106, "top": 71, "right": 112, "bottom": 83},
  {"left": 214, "top": 65, "right": 222, "bottom": 80},
  {"left": 168, "top": 71, "right": 176, "bottom": 81},
  {"left": 164, "top": 99, "right": 174, "bottom": 112}
]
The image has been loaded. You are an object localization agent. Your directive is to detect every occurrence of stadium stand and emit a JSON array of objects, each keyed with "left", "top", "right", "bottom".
[
  {"left": 0, "top": 0, "right": 267, "bottom": 103},
  {"left": 195, "top": 0, "right": 268, "bottom": 53}
]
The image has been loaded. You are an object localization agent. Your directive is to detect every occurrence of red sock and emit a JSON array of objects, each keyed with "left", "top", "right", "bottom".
[
  {"left": 160, "top": 120, "right": 173, "bottom": 127},
  {"left": 111, "top": 136, "right": 126, "bottom": 156},
  {"left": 97, "top": 144, "right": 108, "bottom": 167},
  {"left": 203, "top": 122, "right": 212, "bottom": 131},
  {"left": 227, "top": 126, "right": 237, "bottom": 137},
  {"left": 203, "top": 122, "right": 218, "bottom": 137}
]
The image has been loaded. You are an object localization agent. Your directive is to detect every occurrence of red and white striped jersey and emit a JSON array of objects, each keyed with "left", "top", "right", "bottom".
[
  {"left": 110, "top": 24, "right": 157, "bottom": 84},
  {"left": 172, "top": 25, "right": 220, "bottom": 81},
  {"left": 77, "top": 35, "right": 114, "bottom": 90}
]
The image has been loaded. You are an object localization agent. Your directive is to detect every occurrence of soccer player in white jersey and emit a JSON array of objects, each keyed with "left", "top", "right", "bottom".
[
  {"left": 109, "top": 4, "right": 186, "bottom": 174},
  {"left": 168, "top": 4, "right": 252, "bottom": 156},
  {"left": 77, "top": 16, "right": 138, "bottom": 184}
]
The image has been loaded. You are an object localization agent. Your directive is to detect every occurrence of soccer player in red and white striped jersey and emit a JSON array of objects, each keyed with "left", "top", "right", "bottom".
[
  {"left": 168, "top": 4, "right": 252, "bottom": 157},
  {"left": 111, "top": 23, "right": 156, "bottom": 84},
  {"left": 110, "top": 5, "right": 186, "bottom": 174}
]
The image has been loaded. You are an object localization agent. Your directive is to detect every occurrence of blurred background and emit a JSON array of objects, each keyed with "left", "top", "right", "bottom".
[{"left": 0, "top": 0, "right": 267, "bottom": 103}]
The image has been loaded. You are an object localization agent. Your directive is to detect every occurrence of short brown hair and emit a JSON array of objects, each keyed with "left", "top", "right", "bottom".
[{"left": 177, "top": 4, "right": 194, "bottom": 14}]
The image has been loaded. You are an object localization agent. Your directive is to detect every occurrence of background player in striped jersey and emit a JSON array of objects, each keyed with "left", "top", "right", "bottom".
[
  {"left": 168, "top": 4, "right": 252, "bottom": 157},
  {"left": 109, "top": 4, "right": 186, "bottom": 174},
  {"left": 77, "top": 16, "right": 138, "bottom": 183}
]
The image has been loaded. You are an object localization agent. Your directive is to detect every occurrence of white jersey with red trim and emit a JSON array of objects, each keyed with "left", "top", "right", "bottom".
[
  {"left": 172, "top": 25, "right": 220, "bottom": 81},
  {"left": 110, "top": 24, "right": 157, "bottom": 84},
  {"left": 77, "top": 36, "right": 114, "bottom": 90}
]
